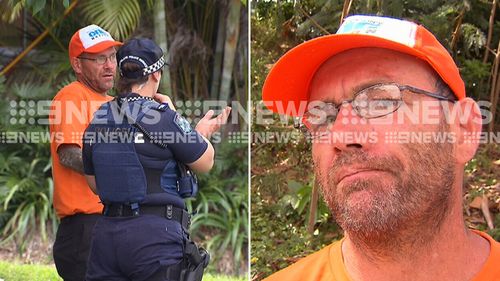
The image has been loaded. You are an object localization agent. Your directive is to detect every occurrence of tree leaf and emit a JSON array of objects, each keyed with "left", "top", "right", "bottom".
[
  {"left": 80, "top": 0, "right": 141, "bottom": 40},
  {"left": 31, "top": 0, "right": 46, "bottom": 16}
]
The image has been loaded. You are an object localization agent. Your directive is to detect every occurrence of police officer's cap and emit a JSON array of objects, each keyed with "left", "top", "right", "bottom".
[{"left": 117, "top": 38, "right": 165, "bottom": 79}]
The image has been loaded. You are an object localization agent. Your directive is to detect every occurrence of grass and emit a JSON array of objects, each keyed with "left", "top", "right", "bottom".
[
  {"left": 0, "top": 261, "right": 61, "bottom": 281},
  {"left": 204, "top": 274, "right": 247, "bottom": 281},
  {"left": 0, "top": 261, "right": 246, "bottom": 281}
]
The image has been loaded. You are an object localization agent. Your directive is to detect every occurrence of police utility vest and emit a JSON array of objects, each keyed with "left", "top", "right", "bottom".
[{"left": 87, "top": 96, "right": 197, "bottom": 206}]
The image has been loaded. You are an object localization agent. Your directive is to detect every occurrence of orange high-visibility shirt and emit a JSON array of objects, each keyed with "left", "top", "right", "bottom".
[
  {"left": 263, "top": 230, "right": 500, "bottom": 281},
  {"left": 49, "top": 81, "right": 112, "bottom": 218}
]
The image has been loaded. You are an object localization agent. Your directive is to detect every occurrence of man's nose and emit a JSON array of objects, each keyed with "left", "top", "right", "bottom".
[{"left": 329, "top": 104, "right": 371, "bottom": 152}]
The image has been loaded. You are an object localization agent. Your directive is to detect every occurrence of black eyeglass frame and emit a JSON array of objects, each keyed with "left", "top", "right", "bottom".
[{"left": 299, "top": 83, "right": 458, "bottom": 133}]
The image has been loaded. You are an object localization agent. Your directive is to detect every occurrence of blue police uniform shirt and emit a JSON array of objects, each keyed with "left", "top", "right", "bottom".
[{"left": 82, "top": 93, "right": 208, "bottom": 208}]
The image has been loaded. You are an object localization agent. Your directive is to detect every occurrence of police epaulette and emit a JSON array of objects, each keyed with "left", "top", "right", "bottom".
[{"left": 157, "top": 103, "right": 169, "bottom": 111}]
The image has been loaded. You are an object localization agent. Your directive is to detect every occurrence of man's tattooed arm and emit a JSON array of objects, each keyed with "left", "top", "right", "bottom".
[{"left": 57, "top": 144, "right": 84, "bottom": 174}]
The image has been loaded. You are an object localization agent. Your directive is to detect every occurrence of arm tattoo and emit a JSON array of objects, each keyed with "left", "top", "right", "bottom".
[{"left": 58, "top": 145, "right": 85, "bottom": 174}]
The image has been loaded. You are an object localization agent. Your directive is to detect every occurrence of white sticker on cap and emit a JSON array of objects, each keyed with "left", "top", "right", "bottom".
[
  {"left": 338, "top": 15, "right": 417, "bottom": 47},
  {"left": 79, "top": 24, "right": 115, "bottom": 49}
]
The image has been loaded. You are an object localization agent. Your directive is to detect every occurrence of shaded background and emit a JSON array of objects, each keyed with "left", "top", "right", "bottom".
[
  {"left": 0, "top": 0, "right": 248, "bottom": 279},
  {"left": 251, "top": 0, "right": 500, "bottom": 280}
]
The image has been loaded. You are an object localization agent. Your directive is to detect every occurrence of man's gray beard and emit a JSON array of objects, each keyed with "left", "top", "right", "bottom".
[{"left": 317, "top": 141, "right": 455, "bottom": 249}]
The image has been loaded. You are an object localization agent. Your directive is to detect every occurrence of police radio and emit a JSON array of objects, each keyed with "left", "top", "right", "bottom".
[{"left": 177, "top": 163, "right": 199, "bottom": 198}]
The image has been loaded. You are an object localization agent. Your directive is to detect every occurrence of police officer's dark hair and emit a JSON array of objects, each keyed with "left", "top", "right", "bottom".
[{"left": 116, "top": 62, "right": 149, "bottom": 94}]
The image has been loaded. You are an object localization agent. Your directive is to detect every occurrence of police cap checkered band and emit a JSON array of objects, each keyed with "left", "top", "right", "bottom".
[
  {"left": 143, "top": 57, "right": 165, "bottom": 76},
  {"left": 117, "top": 38, "right": 165, "bottom": 79}
]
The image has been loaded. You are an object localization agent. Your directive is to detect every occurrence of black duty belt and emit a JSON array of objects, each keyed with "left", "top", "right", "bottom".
[{"left": 103, "top": 204, "right": 191, "bottom": 231}]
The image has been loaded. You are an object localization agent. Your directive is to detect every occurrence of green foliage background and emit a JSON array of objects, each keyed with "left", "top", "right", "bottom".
[
  {"left": 0, "top": 0, "right": 248, "bottom": 276},
  {"left": 251, "top": 0, "right": 500, "bottom": 280}
]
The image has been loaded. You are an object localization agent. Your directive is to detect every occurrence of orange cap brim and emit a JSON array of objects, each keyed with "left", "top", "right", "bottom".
[{"left": 263, "top": 32, "right": 465, "bottom": 115}]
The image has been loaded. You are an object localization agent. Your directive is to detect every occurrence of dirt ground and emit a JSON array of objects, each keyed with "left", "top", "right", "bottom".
[
  {"left": 0, "top": 235, "right": 55, "bottom": 265},
  {"left": 0, "top": 233, "right": 248, "bottom": 276}
]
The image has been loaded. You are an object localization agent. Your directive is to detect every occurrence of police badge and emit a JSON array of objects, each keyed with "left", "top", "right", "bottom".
[{"left": 174, "top": 113, "right": 193, "bottom": 134}]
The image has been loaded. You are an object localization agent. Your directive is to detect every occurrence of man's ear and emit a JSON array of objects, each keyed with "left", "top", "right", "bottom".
[
  {"left": 453, "top": 97, "right": 482, "bottom": 164},
  {"left": 70, "top": 57, "right": 82, "bottom": 74}
]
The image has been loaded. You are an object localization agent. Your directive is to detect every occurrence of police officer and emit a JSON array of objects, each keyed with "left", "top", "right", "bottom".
[{"left": 82, "top": 38, "right": 230, "bottom": 281}]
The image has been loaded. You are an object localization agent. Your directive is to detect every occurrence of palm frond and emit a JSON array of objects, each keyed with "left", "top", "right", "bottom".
[
  {"left": 80, "top": 0, "right": 141, "bottom": 40},
  {"left": 1, "top": 0, "right": 25, "bottom": 23},
  {"left": 11, "top": 81, "right": 52, "bottom": 100}
]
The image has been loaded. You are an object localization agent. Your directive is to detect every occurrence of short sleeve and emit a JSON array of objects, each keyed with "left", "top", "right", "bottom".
[{"left": 49, "top": 89, "right": 89, "bottom": 151}]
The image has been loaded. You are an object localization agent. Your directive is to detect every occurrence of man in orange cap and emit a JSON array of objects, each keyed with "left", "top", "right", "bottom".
[
  {"left": 49, "top": 24, "right": 122, "bottom": 281},
  {"left": 262, "top": 15, "right": 499, "bottom": 281}
]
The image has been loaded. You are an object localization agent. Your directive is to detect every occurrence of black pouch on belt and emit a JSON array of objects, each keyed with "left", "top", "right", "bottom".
[
  {"left": 180, "top": 239, "right": 210, "bottom": 281},
  {"left": 153, "top": 239, "right": 210, "bottom": 281}
]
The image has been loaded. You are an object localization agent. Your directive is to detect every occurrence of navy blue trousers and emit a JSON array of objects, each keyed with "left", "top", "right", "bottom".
[{"left": 85, "top": 214, "right": 185, "bottom": 281}]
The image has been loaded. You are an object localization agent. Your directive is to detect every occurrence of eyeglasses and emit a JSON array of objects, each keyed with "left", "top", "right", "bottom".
[
  {"left": 301, "top": 83, "right": 457, "bottom": 134},
  {"left": 78, "top": 53, "right": 117, "bottom": 65}
]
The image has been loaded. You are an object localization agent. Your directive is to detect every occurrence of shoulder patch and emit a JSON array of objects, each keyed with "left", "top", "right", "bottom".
[{"left": 174, "top": 114, "right": 193, "bottom": 134}]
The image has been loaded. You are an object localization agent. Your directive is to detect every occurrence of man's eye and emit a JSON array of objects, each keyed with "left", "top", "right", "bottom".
[
  {"left": 96, "top": 56, "right": 107, "bottom": 62},
  {"left": 358, "top": 99, "right": 401, "bottom": 117},
  {"left": 325, "top": 113, "right": 337, "bottom": 124},
  {"left": 369, "top": 99, "right": 400, "bottom": 109},
  {"left": 308, "top": 111, "right": 336, "bottom": 124},
  {"left": 310, "top": 113, "right": 336, "bottom": 132}
]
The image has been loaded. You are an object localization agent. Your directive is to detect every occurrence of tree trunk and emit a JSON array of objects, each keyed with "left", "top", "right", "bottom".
[
  {"left": 450, "top": 8, "right": 465, "bottom": 54},
  {"left": 307, "top": 178, "right": 319, "bottom": 234},
  {"left": 340, "top": 0, "right": 353, "bottom": 25},
  {"left": 154, "top": 0, "right": 172, "bottom": 95},
  {"left": 210, "top": 3, "right": 227, "bottom": 99},
  {"left": 483, "top": 0, "right": 497, "bottom": 64},
  {"left": 488, "top": 39, "right": 500, "bottom": 133},
  {"left": 219, "top": 0, "right": 241, "bottom": 102}
]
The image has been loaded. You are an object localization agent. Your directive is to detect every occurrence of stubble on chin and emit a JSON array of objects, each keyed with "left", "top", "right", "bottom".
[
  {"left": 318, "top": 153, "right": 407, "bottom": 237},
  {"left": 316, "top": 141, "right": 454, "bottom": 250}
]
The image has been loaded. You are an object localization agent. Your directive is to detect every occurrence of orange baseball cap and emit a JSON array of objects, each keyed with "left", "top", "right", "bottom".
[
  {"left": 262, "top": 15, "right": 466, "bottom": 116},
  {"left": 69, "top": 24, "right": 122, "bottom": 58}
]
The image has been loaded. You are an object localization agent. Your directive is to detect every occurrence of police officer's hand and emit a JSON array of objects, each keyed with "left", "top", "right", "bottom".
[
  {"left": 153, "top": 93, "right": 176, "bottom": 110},
  {"left": 195, "top": 106, "right": 231, "bottom": 138}
]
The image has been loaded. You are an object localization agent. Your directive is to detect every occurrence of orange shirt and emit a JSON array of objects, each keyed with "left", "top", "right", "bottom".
[
  {"left": 49, "top": 81, "right": 112, "bottom": 218},
  {"left": 263, "top": 231, "right": 500, "bottom": 281}
]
